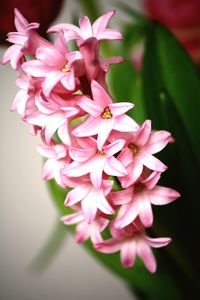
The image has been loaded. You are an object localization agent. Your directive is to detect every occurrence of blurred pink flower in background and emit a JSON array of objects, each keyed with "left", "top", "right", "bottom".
[{"left": 144, "top": 0, "right": 200, "bottom": 65}]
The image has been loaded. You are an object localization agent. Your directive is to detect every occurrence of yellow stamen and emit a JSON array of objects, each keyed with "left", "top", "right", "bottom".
[
  {"left": 128, "top": 143, "right": 138, "bottom": 154},
  {"left": 61, "top": 64, "right": 69, "bottom": 72},
  {"left": 101, "top": 106, "right": 113, "bottom": 119},
  {"left": 96, "top": 149, "right": 105, "bottom": 156}
]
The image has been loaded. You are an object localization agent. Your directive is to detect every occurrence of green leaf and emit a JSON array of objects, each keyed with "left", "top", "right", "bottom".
[
  {"left": 142, "top": 21, "right": 200, "bottom": 287},
  {"left": 149, "top": 23, "right": 200, "bottom": 164}
]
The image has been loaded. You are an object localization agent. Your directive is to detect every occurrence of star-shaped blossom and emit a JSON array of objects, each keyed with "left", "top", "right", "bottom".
[
  {"left": 65, "top": 177, "right": 114, "bottom": 223},
  {"left": 111, "top": 171, "right": 180, "bottom": 228},
  {"left": 24, "top": 95, "right": 82, "bottom": 145},
  {"left": 117, "top": 120, "right": 173, "bottom": 188},
  {"left": 37, "top": 142, "right": 73, "bottom": 188},
  {"left": 22, "top": 32, "right": 84, "bottom": 95},
  {"left": 64, "top": 137, "right": 127, "bottom": 189},
  {"left": 48, "top": 10, "right": 123, "bottom": 45},
  {"left": 72, "top": 80, "right": 139, "bottom": 149},
  {"left": 95, "top": 220, "right": 171, "bottom": 272},
  {"left": 1, "top": 9, "right": 50, "bottom": 69},
  {"left": 61, "top": 208, "right": 109, "bottom": 243}
]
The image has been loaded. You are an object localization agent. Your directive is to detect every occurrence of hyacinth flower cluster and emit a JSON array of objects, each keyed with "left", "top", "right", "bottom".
[{"left": 2, "top": 9, "right": 180, "bottom": 273}]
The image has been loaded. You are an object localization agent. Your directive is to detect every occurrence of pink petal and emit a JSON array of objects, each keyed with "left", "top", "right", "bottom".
[
  {"left": 92, "top": 10, "right": 115, "bottom": 36},
  {"left": 142, "top": 171, "right": 161, "bottom": 189},
  {"left": 64, "top": 159, "right": 94, "bottom": 177},
  {"left": 11, "top": 89, "right": 28, "bottom": 117},
  {"left": 63, "top": 30, "right": 82, "bottom": 42},
  {"left": 35, "top": 93, "right": 57, "bottom": 114},
  {"left": 36, "top": 46, "right": 64, "bottom": 66},
  {"left": 97, "top": 118, "right": 115, "bottom": 149},
  {"left": 117, "top": 147, "right": 133, "bottom": 167},
  {"left": 97, "top": 29, "right": 123, "bottom": 41},
  {"left": 115, "top": 200, "right": 139, "bottom": 228},
  {"left": 54, "top": 144, "right": 67, "bottom": 159},
  {"left": 43, "top": 71, "right": 65, "bottom": 95},
  {"left": 22, "top": 60, "right": 51, "bottom": 77},
  {"left": 149, "top": 186, "right": 181, "bottom": 205},
  {"left": 61, "top": 211, "right": 84, "bottom": 225},
  {"left": 139, "top": 150, "right": 167, "bottom": 172},
  {"left": 137, "top": 240, "right": 157, "bottom": 273},
  {"left": 65, "top": 185, "right": 90, "bottom": 206},
  {"left": 72, "top": 116, "right": 100, "bottom": 137},
  {"left": 90, "top": 156, "right": 105, "bottom": 189},
  {"left": 61, "top": 71, "right": 75, "bottom": 91},
  {"left": 79, "top": 38, "right": 100, "bottom": 80},
  {"left": 48, "top": 23, "right": 81, "bottom": 36},
  {"left": 101, "top": 179, "right": 113, "bottom": 195},
  {"left": 10, "top": 47, "right": 24, "bottom": 69},
  {"left": 66, "top": 51, "right": 83, "bottom": 67},
  {"left": 135, "top": 120, "right": 151, "bottom": 147},
  {"left": 57, "top": 123, "right": 71, "bottom": 145},
  {"left": 42, "top": 158, "right": 66, "bottom": 187},
  {"left": 95, "top": 191, "right": 114, "bottom": 214},
  {"left": 82, "top": 191, "right": 98, "bottom": 223},
  {"left": 91, "top": 80, "right": 112, "bottom": 107},
  {"left": 69, "top": 147, "right": 95, "bottom": 162},
  {"left": 101, "top": 56, "right": 124, "bottom": 72},
  {"left": 14, "top": 8, "right": 28, "bottom": 31},
  {"left": 146, "top": 130, "right": 172, "bottom": 154},
  {"left": 79, "top": 16, "right": 93, "bottom": 39},
  {"left": 76, "top": 222, "right": 90, "bottom": 243},
  {"left": 120, "top": 160, "right": 143, "bottom": 188},
  {"left": 104, "top": 156, "right": 127, "bottom": 177},
  {"left": 105, "top": 139, "right": 125, "bottom": 157},
  {"left": 109, "top": 102, "right": 134, "bottom": 117},
  {"left": 120, "top": 241, "right": 136, "bottom": 268},
  {"left": 90, "top": 223, "right": 104, "bottom": 244},
  {"left": 145, "top": 236, "right": 172, "bottom": 248},
  {"left": 77, "top": 97, "right": 102, "bottom": 117},
  {"left": 7, "top": 32, "right": 27, "bottom": 44},
  {"left": 95, "top": 239, "right": 122, "bottom": 253},
  {"left": 113, "top": 114, "right": 139, "bottom": 132},
  {"left": 138, "top": 193, "right": 153, "bottom": 227},
  {"left": 111, "top": 187, "right": 133, "bottom": 205},
  {"left": 1, "top": 44, "right": 20, "bottom": 65}
]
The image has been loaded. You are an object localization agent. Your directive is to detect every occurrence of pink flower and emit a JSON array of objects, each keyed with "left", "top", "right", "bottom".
[
  {"left": 1, "top": 9, "right": 50, "bottom": 69},
  {"left": 72, "top": 80, "right": 139, "bottom": 149},
  {"left": 111, "top": 171, "right": 180, "bottom": 228},
  {"left": 24, "top": 95, "right": 82, "bottom": 145},
  {"left": 61, "top": 208, "right": 109, "bottom": 243},
  {"left": 48, "top": 10, "right": 123, "bottom": 45},
  {"left": 95, "top": 220, "right": 171, "bottom": 272},
  {"left": 22, "top": 32, "right": 83, "bottom": 95},
  {"left": 64, "top": 177, "right": 114, "bottom": 223},
  {"left": 64, "top": 137, "right": 127, "bottom": 189},
  {"left": 117, "top": 120, "right": 172, "bottom": 188},
  {"left": 37, "top": 142, "right": 72, "bottom": 188}
]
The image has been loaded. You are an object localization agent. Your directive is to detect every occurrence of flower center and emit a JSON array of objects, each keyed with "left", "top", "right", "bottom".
[
  {"left": 61, "top": 64, "right": 69, "bottom": 72},
  {"left": 101, "top": 106, "right": 113, "bottom": 119},
  {"left": 128, "top": 143, "right": 138, "bottom": 154},
  {"left": 135, "top": 182, "right": 144, "bottom": 192},
  {"left": 96, "top": 149, "right": 105, "bottom": 156}
]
